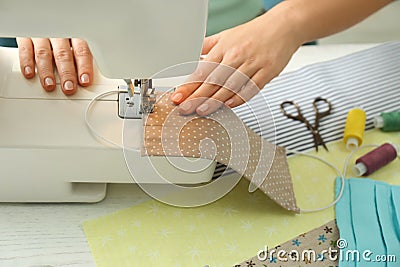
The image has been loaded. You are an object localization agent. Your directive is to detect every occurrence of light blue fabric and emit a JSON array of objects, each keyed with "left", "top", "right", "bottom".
[
  {"left": 335, "top": 178, "right": 400, "bottom": 267},
  {"left": 335, "top": 178, "right": 357, "bottom": 267},
  {"left": 391, "top": 186, "right": 400, "bottom": 244},
  {"left": 349, "top": 179, "right": 385, "bottom": 266},
  {"left": 376, "top": 184, "right": 400, "bottom": 267}
]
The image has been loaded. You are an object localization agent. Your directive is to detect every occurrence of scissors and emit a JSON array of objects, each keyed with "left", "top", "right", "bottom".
[{"left": 280, "top": 97, "right": 332, "bottom": 152}]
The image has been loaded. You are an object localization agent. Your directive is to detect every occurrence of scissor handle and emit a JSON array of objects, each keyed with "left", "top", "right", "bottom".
[
  {"left": 280, "top": 101, "right": 305, "bottom": 122},
  {"left": 313, "top": 97, "right": 332, "bottom": 119}
]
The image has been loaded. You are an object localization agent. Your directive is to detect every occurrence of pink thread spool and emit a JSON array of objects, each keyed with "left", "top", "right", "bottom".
[{"left": 353, "top": 143, "right": 399, "bottom": 177}]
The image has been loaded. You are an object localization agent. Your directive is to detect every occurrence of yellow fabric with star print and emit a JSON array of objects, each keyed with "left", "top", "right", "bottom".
[{"left": 83, "top": 129, "right": 400, "bottom": 266}]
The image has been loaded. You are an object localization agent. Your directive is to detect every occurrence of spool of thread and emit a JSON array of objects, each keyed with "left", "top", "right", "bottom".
[
  {"left": 353, "top": 143, "right": 399, "bottom": 177},
  {"left": 343, "top": 108, "right": 366, "bottom": 150},
  {"left": 374, "top": 111, "right": 400, "bottom": 132}
]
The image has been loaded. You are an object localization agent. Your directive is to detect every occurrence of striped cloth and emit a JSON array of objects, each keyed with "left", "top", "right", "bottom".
[{"left": 213, "top": 42, "right": 400, "bottom": 178}]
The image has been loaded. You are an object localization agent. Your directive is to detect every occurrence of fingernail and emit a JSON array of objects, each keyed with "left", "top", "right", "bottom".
[
  {"left": 225, "top": 99, "right": 234, "bottom": 107},
  {"left": 179, "top": 101, "right": 192, "bottom": 112},
  {"left": 24, "top": 66, "right": 33, "bottom": 76},
  {"left": 80, "top": 73, "right": 90, "bottom": 84},
  {"left": 64, "top": 80, "right": 74, "bottom": 91},
  {"left": 45, "top": 77, "right": 54, "bottom": 86},
  {"left": 172, "top": 93, "right": 183, "bottom": 103},
  {"left": 197, "top": 103, "right": 209, "bottom": 113}
]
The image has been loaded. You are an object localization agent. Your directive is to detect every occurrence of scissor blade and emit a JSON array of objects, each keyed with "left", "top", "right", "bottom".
[{"left": 322, "top": 142, "right": 329, "bottom": 152}]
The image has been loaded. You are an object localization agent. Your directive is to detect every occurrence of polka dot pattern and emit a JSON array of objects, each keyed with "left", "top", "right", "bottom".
[{"left": 143, "top": 93, "right": 299, "bottom": 213}]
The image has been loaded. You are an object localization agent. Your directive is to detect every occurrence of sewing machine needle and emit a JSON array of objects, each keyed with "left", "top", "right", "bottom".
[{"left": 123, "top": 79, "right": 135, "bottom": 97}]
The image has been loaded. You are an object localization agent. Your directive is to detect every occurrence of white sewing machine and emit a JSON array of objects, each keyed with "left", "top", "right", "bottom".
[{"left": 0, "top": 0, "right": 217, "bottom": 202}]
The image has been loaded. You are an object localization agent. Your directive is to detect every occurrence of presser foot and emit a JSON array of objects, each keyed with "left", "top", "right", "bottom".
[
  {"left": 118, "top": 85, "right": 142, "bottom": 119},
  {"left": 118, "top": 85, "right": 156, "bottom": 119},
  {"left": 118, "top": 79, "right": 156, "bottom": 119}
]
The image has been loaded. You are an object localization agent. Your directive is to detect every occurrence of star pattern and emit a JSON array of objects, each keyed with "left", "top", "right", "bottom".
[
  {"left": 83, "top": 42, "right": 400, "bottom": 267},
  {"left": 236, "top": 220, "right": 339, "bottom": 266},
  {"left": 240, "top": 220, "right": 253, "bottom": 231}
]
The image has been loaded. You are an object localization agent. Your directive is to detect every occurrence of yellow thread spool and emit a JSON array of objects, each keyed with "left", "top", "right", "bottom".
[{"left": 343, "top": 108, "right": 366, "bottom": 150}]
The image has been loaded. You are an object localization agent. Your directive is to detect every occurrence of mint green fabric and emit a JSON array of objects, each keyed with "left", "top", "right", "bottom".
[
  {"left": 207, "top": 0, "right": 264, "bottom": 36},
  {"left": 335, "top": 178, "right": 356, "bottom": 267},
  {"left": 349, "top": 179, "right": 385, "bottom": 266},
  {"left": 377, "top": 184, "right": 400, "bottom": 267},
  {"left": 335, "top": 178, "right": 400, "bottom": 267}
]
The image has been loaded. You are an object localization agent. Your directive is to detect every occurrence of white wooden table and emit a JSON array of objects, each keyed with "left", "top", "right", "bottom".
[{"left": 0, "top": 44, "right": 376, "bottom": 267}]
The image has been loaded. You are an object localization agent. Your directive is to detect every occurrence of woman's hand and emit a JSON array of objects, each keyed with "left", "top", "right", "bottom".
[
  {"left": 171, "top": 7, "right": 303, "bottom": 116},
  {"left": 17, "top": 38, "right": 93, "bottom": 95},
  {"left": 171, "top": 0, "right": 393, "bottom": 117}
]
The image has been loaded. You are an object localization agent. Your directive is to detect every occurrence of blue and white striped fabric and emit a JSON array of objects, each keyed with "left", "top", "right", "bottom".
[{"left": 214, "top": 42, "right": 400, "bottom": 178}]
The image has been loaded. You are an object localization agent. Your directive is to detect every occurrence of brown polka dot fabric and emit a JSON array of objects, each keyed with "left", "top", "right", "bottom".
[{"left": 143, "top": 93, "right": 299, "bottom": 213}]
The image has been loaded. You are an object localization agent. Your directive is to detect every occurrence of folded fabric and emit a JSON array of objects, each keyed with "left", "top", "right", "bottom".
[
  {"left": 335, "top": 178, "right": 400, "bottom": 267},
  {"left": 142, "top": 93, "right": 299, "bottom": 212}
]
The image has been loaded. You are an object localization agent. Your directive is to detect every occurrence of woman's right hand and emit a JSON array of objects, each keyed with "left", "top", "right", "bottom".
[{"left": 171, "top": 6, "right": 303, "bottom": 116}]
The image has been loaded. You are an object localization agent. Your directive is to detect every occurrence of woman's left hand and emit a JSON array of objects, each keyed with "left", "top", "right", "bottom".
[{"left": 17, "top": 37, "right": 93, "bottom": 95}]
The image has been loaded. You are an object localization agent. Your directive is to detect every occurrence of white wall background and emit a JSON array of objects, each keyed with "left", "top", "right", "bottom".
[{"left": 320, "top": 1, "right": 400, "bottom": 44}]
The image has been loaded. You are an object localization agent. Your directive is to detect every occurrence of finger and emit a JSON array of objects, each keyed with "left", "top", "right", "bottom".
[
  {"left": 196, "top": 87, "right": 236, "bottom": 116},
  {"left": 71, "top": 38, "right": 93, "bottom": 87},
  {"left": 225, "top": 69, "right": 267, "bottom": 108},
  {"left": 171, "top": 58, "right": 220, "bottom": 105},
  {"left": 50, "top": 38, "right": 77, "bottom": 95},
  {"left": 178, "top": 49, "right": 246, "bottom": 115},
  {"left": 196, "top": 65, "right": 257, "bottom": 116},
  {"left": 192, "top": 48, "right": 257, "bottom": 115},
  {"left": 16, "top": 37, "right": 35, "bottom": 79},
  {"left": 31, "top": 38, "right": 56, "bottom": 92},
  {"left": 179, "top": 62, "right": 237, "bottom": 115},
  {"left": 201, "top": 34, "right": 220, "bottom": 55},
  {"left": 196, "top": 98, "right": 225, "bottom": 117}
]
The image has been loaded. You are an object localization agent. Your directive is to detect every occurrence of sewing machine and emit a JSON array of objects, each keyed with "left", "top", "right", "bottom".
[{"left": 0, "top": 0, "right": 217, "bottom": 202}]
